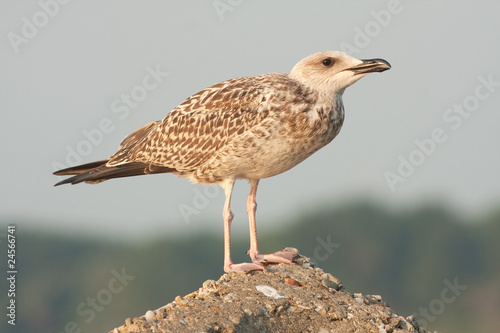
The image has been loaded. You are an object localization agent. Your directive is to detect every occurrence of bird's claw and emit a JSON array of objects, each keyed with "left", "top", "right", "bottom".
[
  {"left": 249, "top": 250, "right": 298, "bottom": 265},
  {"left": 224, "top": 262, "right": 266, "bottom": 273}
]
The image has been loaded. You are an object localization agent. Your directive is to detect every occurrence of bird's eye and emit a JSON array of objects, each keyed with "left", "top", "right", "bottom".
[{"left": 322, "top": 58, "right": 334, "bottom": 67}]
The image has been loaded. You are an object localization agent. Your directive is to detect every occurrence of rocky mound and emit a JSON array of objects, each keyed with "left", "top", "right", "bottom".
[{"left": 108, "top": 249, "right": 435, "bottom": 333}]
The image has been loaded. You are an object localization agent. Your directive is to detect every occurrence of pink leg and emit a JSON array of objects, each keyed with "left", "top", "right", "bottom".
[
  {"left": 222, "top": 179, "right": 265, "bottom": 273},
  {"left": 246, "top": 179, "right": 298, "bottom": 265}
]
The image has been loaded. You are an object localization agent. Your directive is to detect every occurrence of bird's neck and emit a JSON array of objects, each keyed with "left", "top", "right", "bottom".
[
  {"left": 310, "top": 92, "right": 345, "bottom": 130},
  {"left": 331, "top": 93, "right": 345, "bottom": 124}
]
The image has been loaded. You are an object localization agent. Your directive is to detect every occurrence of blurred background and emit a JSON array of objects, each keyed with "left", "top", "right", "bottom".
[{"left": 1, "top": 1, "right": 499, "bottom": 332}]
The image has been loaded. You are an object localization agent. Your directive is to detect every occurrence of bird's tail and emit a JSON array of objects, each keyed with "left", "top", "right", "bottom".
[{"left": 53, "top": 160, "right": 174, "bottom": 186}]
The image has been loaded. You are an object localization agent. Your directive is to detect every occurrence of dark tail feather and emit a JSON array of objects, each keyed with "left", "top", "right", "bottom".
[
  {"left": 53, "top": 161, "right": 175, "bottom": 186},
  {"left": 53, "top": 160, "right": 109, "bottom": 176}
]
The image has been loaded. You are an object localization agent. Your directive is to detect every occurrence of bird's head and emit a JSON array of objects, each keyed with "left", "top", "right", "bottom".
[{"left": 289, "top": 51, "right": 391, "bottom": 95}]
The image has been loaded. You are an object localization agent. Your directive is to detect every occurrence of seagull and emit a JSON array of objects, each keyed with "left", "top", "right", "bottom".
[{"left": 54, "top": 51, "right": 391, "bottom": 273}]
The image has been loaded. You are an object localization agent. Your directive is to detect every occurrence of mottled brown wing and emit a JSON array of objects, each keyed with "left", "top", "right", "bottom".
[
  {"left": 118, "top": 121, "right": 159, "bottom": 149},
  {"left": 107, "top": 74, "right": 286, "bottom": 170}
]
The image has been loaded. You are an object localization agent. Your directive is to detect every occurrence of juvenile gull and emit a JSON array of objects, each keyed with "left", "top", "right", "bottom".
[{"left": 54, "top": 51, "right": 391, "bottom": 273}]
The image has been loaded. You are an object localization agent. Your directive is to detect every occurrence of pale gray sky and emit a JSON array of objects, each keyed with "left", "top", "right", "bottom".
[{"left": 1, "top": 1, "right": 499, "bottom": 238}]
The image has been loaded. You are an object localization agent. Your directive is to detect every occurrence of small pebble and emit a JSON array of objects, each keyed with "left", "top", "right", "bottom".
[
  {"left": 275, "top": 304, "right": 288, "bottom": 313},
  {"left": 208, "top": 295, "right": 221, "bottom": 302},
  {"left": 405, "top": 315, "right": 420, "bottom": 329},
  {"left": 256, "top": 285, "right": 286, "bottom": 299},
  {"left": 266, "top": 303, "right": 276, "bottom": 313},
  {"left": 322, "top": 278, "right": 339, "bottom": 290},
  {"left": 378, "top": 322, "right": 387, "bottom": 333},
  {"left": 258, "top": 305, "right": 270, "bottom": 317},
  {"left": 224, "top": 292, "right": 235, "bottom": 301},
  {"left": 145, "top": 310, "right": 155, "bottom": 322},
  {"left": 285, "top": 277, "right": 302, "bottom": 286},
  {"left": 202, "top": 279, "right": 218, "bottom": 292},
  {"left": 185, "top": 291, "right": 197, "bottom": 299},
  {"left": 127, "top": 324, "right": 140, "bottom": 330},
  {"left": 297, "top": 303, "right": 313, "bottom": 310},
  {"left": 321, "top": 273, "right": 342, "bottom": 291},
  {"left": 315, "top": 306, "right": 327, "bottom": 316}
]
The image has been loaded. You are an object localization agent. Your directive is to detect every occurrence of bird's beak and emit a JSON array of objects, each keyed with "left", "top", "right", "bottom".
[{"left": 346, "top": 58, "right": 391, "bottom": 74}]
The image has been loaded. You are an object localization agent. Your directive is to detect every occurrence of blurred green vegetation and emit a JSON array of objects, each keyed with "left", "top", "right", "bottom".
[{"left": 1, "top": 202, "right": 499, "bottom": 333}]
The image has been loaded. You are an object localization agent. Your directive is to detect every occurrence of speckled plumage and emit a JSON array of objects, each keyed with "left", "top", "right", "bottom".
[
  {"left": 54, "top": 51, "right": 390, "bottom": 273},
  {"left": 106, "top": 72, "right": 343, "bottom": 184}
]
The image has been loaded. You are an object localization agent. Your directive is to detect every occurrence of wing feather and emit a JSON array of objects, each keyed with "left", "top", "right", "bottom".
[{"left": 107, "top": 74, "right": 291, "bottom": 170}]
